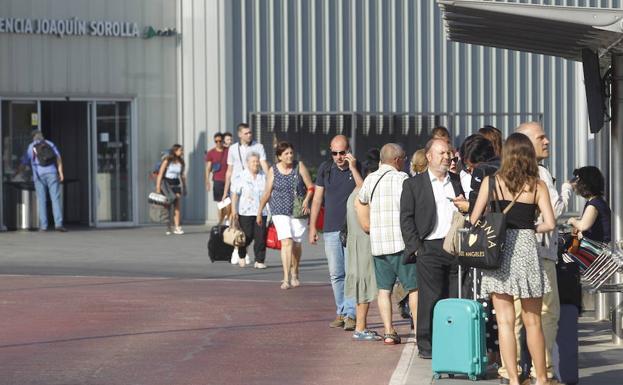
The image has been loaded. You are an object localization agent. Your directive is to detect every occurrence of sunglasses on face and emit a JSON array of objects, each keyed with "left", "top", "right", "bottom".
[
  {"left": 331, "top": 151, "right": 347, "bottom": 156},
  {"left": 450, "top": 157, "right": 459, "bottom": 163}
]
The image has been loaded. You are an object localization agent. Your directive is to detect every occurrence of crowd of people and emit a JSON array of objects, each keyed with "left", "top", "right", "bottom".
[{"left": 153, "top": 120, "right": 611, "bottom": 385}]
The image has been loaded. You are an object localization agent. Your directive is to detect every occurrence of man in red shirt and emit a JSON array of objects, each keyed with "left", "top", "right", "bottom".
[{"left": 205, "top": 133, "right": 229, "bottom": 202}]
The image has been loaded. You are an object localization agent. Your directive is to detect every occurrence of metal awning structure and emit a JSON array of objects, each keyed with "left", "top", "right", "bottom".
[
  {"left": 438, "top": 0, "right": 623, "bottom": 64},
  {"left": 437, "top": 1, "right": 623, "bottom": 344}
]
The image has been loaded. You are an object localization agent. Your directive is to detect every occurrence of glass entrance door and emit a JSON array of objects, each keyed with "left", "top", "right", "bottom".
[
  {"left": 1, "top": 100, "right": 40, "bottom": 230},
  {"left": 91, "top": 101, "right": 133, "bottom": 226}
]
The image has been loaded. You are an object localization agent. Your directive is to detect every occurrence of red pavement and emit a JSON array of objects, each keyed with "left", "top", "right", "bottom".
[{"left": 0, "top": 276, "right": 410, "bottom": 385}]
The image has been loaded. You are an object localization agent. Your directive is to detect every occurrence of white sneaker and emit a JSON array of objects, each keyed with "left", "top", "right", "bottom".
[
  {"left": 254, "top": 262, "right": 267, "bottom": 269},
  {"left": 230, "top": 248, "right": 240, "bottom": 265},
  {"left": 173, "top": 226, "right": 184, "bottom": 235},
  {"left": 165, "top": 227, "right": 172, "bottom": 235},
  {"left": 245, "top": 255, "right": 251, "bottom": 265}
]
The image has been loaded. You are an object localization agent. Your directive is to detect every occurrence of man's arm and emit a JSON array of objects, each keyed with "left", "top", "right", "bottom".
[
  {"left": 345, "top": 154, "right": 364, "bottom": 187},
  {"left": 399, "top": 179, "right": 422, "bottom": 260},
  {"left": 222, "top": 166, "right": 233, "bottom": 201},
  {"left": 308, "top": 185, "right": 324, "bottom": 244},
  {"left": 354, "top": 197, "right": 370, "bottom": 233},
  {"left": 56, "top": 156, "right": 64, "bottom": 182},
  {"left": 260, "top": 160, "right": 269, "bottom": 175},
  {"left": 205, "top": 161, "right": 213, "bottom": 191},
  {"left": 539, "top": 166, "right": 570, "bottom": 219}
]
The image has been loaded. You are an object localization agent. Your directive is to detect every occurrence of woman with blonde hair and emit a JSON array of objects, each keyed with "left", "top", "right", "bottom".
[
  {"left": 470, "top": 133, "right": 555, "bottom": 385},
  {"left": 410, "top": 149, "right": 428, "bottom": 175}
]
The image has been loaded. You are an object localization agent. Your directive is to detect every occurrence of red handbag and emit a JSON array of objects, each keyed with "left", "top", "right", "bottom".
[
  {"left": 315, "top": 206, "right": 325, "bottom": 231},
  {"left": 266, "top": 223, "right": 281, "bottom": 250}
]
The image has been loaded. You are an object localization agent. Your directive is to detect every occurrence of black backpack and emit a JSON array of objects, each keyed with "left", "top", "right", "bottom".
[{"left": 34, "top": 141, "right": 57, "bottom": 167}]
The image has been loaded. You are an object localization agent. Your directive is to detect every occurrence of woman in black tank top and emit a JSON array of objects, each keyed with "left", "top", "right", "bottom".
[{"left": 469, "top": 133, "right": 555, "bottom": 385}]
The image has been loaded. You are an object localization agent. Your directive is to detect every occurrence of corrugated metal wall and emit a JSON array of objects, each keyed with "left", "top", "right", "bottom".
[{"left": 180, "top": 0, "right": 619, "bottom": 220}]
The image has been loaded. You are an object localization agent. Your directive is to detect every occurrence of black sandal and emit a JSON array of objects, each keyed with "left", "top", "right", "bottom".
[{"left": 383, "top": 331, "right": 401, "bottom": 345}]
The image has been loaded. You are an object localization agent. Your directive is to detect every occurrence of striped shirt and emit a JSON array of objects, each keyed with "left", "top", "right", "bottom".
[{"left": 358, "top": 164, "right": 408, "bottom": 256}]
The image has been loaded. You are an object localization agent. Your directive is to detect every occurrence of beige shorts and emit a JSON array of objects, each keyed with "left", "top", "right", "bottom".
[{"left": 271, "top": 215, "right": 307, "bottom": 243}]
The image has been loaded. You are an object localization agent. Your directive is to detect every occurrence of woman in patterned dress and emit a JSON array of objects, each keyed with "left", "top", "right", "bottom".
[
  {"left": 257, "top": 142, "right": 314, "bottom": 289},
  {"left": 469, "top": 133, "right": 555, "bottom": 385}
]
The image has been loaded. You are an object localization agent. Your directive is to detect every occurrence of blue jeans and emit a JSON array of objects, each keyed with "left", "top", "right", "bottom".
[
  {"left": 34, "top": 172, "right": 63, "bottom": 229},
  {"left": 324, "top": 231, "right": 356, "bottom": 318}
]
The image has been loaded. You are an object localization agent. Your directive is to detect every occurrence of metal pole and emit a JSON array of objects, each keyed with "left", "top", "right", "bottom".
[
  {"left": 610, "top": 54, "right": 623, "bottom": 344},
  {"left": 612, "top": 53, "right": 623, "bottom": 262},
  {"left": 613, "top": 272, "right": 623, "bottom": 345}
]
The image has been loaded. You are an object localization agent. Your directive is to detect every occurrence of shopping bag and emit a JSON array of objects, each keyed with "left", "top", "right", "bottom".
[{"left": 266, "top": 223, "right": 281, "bottom": 250}]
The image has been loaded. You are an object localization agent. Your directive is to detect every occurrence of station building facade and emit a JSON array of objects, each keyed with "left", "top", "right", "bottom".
[{"left": 1, "top": 0, "right": 615, "bottom": 228}]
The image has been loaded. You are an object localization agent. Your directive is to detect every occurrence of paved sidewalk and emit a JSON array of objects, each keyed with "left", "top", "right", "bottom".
[
  {"left": 399, "top": 318, "right": 623, "bottom": 385},
  {"left": 2, "top": 225, "right": 622, "bottom": 385}
]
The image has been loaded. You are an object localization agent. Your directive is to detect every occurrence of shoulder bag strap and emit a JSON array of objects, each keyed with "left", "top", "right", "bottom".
[
  {"left": 370, "top": 170, "right": 391, "bottom": 203},
  {"left": 237, "top": 144, "right": 245, "bottom": 170},
  {"left": 292, "top": 162, "right": 300, "bottom": 200},
  {"left": 488, "top": 176, "right": 502, "bottom": 213},
  {"left": 502, "top": 185, "right": 524, "bottom": 215}
]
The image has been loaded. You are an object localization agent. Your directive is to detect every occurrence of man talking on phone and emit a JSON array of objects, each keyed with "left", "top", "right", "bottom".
[{"left": 309, "top": 135, "right": 364, "bottom": 331}]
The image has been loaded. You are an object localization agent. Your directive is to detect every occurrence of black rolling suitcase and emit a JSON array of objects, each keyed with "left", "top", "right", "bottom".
[
  {"left": 553, "top": 305, "right": 579, "bottom": 385},
  {"left": 552, "top": 256, "right": 581, "bottom": 385},
  {"left": 208, "top": 225, "right": 234, "bottom": 262}
]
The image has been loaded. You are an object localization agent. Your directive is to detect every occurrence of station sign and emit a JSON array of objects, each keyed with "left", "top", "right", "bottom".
[{"left": 0, "top": 17, "right": 175, "bottom": 39}]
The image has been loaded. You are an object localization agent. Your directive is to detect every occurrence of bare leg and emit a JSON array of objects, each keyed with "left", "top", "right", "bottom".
[
  {"left": 408, "top": 289, "right": 418, "bottom": 333},
  {"left": 291, "top": 241, "right": 302, "bottom": 287},
  {"left": 377, "top": 289, "right": 394, "bottom": 335},
  {"left": 521, "top": 297, "right": 548, "bottom": 385},
  {"left": 280, "top": 239, "right": 293, "bottom": 289},
  {"left": 355, "top": 302, "right": 370, "bottom": 332},
  {"left": 173, "top": 195, "right": 181, "bottom": 227},
  {"left": 492, "top": 293, "right": 522, "bottom": 385}
]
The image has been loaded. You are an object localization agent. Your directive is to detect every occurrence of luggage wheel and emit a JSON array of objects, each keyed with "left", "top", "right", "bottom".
[
  {"left": 432, "top": 373, "right": 441, "bottom": 380},
  {"left": 468, "top": 374, "right": 478, "bottom": 381}
]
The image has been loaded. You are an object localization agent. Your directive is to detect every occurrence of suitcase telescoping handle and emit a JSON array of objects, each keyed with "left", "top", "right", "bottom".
[{"left": 457, "top": 228, "right": 478, "bottom": 300}]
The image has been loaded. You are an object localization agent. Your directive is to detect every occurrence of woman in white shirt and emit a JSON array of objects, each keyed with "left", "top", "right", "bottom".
[
  {"left": 156, "top": 144, "right": 186, "bottom": 235},
  {"left": 230, "top": 152, "right": 269, "bottom": 268}
]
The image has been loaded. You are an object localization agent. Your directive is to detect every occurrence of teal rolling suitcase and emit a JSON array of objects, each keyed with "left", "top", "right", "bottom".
[{"left": 432, "top": 266, "right": 488, "bottom": 381}]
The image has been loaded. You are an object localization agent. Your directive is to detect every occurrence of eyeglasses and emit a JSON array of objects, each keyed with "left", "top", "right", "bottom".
[
  {"left": 331, "top": 151, "right": 347, "bottom": 156},
  {"left": 450, "top": 157, "right": 459, "bottom": 163}
]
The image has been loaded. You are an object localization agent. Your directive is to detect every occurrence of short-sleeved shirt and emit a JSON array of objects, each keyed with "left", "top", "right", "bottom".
[
  {"left": 232, "top": 169, "right": 268, "bottom": 216},
  {"left": 315, "top": 160, "right": 361, "bottom": 232},
  {"left": 22, "top": 140, "right": 61, "bottom": 179},
  {"left": 582, "top": 197, "right": 611, "bottom": 243},
  {"left": 205, "top": 148, "right": 228, "bottom": 181},
  {"left": 227, "top": 141, "right": 267, "bottom": 179},
  {"left": 358, "top": 164, "right": 408, "bottom": 256}
]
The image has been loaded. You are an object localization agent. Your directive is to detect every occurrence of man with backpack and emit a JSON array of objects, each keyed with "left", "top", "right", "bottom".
[{"left": 22, "top": 130, "right": 66, "bottom": 232}]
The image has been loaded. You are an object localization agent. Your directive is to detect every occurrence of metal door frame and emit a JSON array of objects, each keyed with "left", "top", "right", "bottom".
[
  {"left": 0, "top": 98, "right": 41, "bottom": 231},
  {"left": 89, "top": 99, "right": 138, "bottom": 228}
]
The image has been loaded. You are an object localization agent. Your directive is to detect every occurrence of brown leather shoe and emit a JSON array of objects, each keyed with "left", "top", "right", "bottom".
[
  {"left": 343, "top": 317, "right": 356, "bottom": 331},
  {"left": 329, "top": 315, "right": 345, "bottom": 328}
]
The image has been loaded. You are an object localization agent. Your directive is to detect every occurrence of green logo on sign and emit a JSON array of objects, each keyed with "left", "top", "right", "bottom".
[{"left": 143, "top": 26, "right": 176, "bottom": 39}]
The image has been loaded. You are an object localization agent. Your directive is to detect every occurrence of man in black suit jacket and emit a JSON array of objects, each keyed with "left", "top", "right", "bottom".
[{"left": 400, "top": 138, "right": 465, "bottom": 359}]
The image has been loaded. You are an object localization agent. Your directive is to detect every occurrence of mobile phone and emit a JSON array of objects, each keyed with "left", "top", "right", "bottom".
[{"left": 446, "top": 196, "right": 454, "bottom": 201}]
